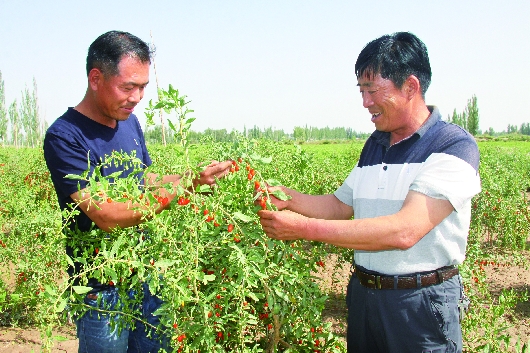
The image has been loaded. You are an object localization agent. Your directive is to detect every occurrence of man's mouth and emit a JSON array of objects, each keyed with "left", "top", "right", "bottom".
[{"left": 371, "top": 113, "right": 381, "bottom": 121}]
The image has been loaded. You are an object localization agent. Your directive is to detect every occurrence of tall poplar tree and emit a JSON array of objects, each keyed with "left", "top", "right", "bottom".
[
  {"left": 9, "top": 100, "right": 19, "bottom": 147},
  {"left": 0, "top": 71, "right": 8, "bottom": 145},
  {"left": 465, "top": 95, "right": 479, "bottom": 136},
  {"left": 19, "top": 78, "right": 40, "bottom": 147}
]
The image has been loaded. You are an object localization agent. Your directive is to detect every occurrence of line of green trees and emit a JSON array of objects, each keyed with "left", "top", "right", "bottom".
[
  {"left": 446, "top": 95, "right": 530, "bottom": 138},
  {"left": 0, "top": 71, "right": 47, "bottom": 147},
  {"left": 143, "top": 124, "right": 370, "bottom": 145},
  {"left": 507, "top": 123, "right": 530, "bottom": 135},
  {"left": 2, "top": 72, "right": 530, "bottom": 147}
]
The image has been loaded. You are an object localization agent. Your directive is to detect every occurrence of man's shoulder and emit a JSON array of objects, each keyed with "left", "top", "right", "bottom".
[
  {"left": 424, "top": 119, "right": 479, "bottom": 169},
  {"left": 46, "top": 108, "right": 81, "bottom": 135},
  {"left": 429, "top": 119, "right": 477, "bottom": 146}
]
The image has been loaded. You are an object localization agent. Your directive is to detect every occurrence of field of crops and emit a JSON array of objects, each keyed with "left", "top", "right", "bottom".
[{"left": 0, "top": 139, "right": 529, "bottom": 352}]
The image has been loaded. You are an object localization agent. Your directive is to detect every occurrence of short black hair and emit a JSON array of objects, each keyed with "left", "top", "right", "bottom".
[
  {"left": 355, "top": 32, "right": 431, "bottom": 98},
  {"left": 86, "top": 30, "right": 154, "bottom": 77}
]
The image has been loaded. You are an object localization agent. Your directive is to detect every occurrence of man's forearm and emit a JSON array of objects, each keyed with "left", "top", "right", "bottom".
[{"left": 286, "top": 190, "right": 353, "bottom": 220}]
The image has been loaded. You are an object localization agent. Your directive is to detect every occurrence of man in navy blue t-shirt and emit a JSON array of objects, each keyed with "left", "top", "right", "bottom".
[{"left": 44, "top": 30, "right": 232, "bottom": 353}]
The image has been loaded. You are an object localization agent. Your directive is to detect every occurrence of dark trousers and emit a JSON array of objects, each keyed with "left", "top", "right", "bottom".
[{"left": 346, "top": 269, "right": 463, "bottom": 353}]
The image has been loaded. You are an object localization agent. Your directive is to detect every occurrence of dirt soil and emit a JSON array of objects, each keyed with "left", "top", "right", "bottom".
[
  {"left": 481, "top": 255, "right": 530, "bottom": 346},
  {"left": 1, "top": 252, "right": 529, "bottom": 352},
  {"left": 0, "top": 325, "right": 76, "bottom": 353}
]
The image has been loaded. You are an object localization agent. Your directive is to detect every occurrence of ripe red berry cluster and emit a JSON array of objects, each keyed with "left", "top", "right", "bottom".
[
  {"left": 155, "top": 195, "right": 169, "bottom": 206},
  {"left": 177, "top": 196, "right": 190, "bottom": 205}
]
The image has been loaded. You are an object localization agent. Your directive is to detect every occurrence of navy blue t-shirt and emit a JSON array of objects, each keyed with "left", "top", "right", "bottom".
[{"left": 44, "top": 108, "right": 152, "bottom": 232}]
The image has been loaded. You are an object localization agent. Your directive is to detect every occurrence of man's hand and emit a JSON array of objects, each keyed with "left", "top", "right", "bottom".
[
  {"left": 260, "top": 185, "right": 292, "bottom": 210},
  {"left": 257, "top": 209, "right": 310, "bottom": 241},
  {"left": 194, "top": 160, "right": 233, "bottom": 187}
]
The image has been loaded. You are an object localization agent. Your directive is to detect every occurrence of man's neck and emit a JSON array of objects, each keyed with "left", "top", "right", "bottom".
[
  {"left": 389, "top": 103, "right": 431, "bottom": 146},
  {"left": 74, "top": 95, "right": 117, "bottom": 129}
]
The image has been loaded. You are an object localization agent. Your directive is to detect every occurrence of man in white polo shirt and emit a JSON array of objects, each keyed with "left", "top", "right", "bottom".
[{"left": 258, "top": 32, "right": 481, "bottom": 352}]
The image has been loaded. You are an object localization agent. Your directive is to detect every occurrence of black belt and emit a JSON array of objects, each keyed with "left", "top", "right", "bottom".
[{"left": 353, "top": 265, "right": 459, "bottom": 290}]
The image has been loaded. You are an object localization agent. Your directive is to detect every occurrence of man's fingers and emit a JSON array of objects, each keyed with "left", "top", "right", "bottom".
[
  {"left": 213, "top": 160, "right": 233, "bottom": 171},
  {"left": 258, "top": 210, "right": 279, "bottom": 238},
  {"left": 201, "top": 161, "right": 232, "bottom": 178},
  {"left": 258, "top": 210, "right": 273, "bottom": 220},
  {"left": 210, "top": 161, "right": 232, "bottom": 179},
  {"left": 199, "top": 160, "right": 220, "bottom": 168}
]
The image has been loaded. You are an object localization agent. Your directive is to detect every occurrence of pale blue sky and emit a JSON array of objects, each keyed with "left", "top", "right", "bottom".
[{"left": 1, "top": 1, "right": 528, "bottom": 134}]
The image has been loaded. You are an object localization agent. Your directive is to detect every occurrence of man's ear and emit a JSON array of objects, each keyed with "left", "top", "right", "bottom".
[
  {"left": 404, "top": 75, "right": 421, "bottom": 99},
  {"left": 88, "top": 68, "right": 103, "bottom": 91}
]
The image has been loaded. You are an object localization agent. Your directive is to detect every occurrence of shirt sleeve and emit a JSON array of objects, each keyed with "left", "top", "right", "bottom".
[
  {"left": 409, "top": 152, "right": 481, "bottom": 211},
  {"left": 43, "top": 130, "right": 97, "bottom": 200},
  {"left": 334, "top": 168, "right": 355, "bottom": 207}
]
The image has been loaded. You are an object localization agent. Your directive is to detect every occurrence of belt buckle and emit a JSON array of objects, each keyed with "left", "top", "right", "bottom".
[{"left": 367, "top": 275, "right": 382, "bottom": 289}]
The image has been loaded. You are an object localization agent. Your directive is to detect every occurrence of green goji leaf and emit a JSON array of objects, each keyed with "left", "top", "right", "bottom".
[
  {"left": 270, "top": 190, "right": 292, "bottom": 201},
  {"left": 72, "top": 286, "right": 93, "bottom": 295},
  {"left": 233, "top": 211, "right": 253, "bottom": 223}
]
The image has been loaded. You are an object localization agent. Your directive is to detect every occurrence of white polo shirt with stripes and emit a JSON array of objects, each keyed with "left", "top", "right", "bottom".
[{"left": 334, "top": 106, "right": 481, "bottom": 275}]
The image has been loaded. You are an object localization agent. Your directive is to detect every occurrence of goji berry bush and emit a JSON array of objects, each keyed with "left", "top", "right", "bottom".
[
  {"left": 1, "top": 130, "right": 530, "bottom": 352},
  {"left": 47, "top": 146, "right": 339, "bottom": 352}
]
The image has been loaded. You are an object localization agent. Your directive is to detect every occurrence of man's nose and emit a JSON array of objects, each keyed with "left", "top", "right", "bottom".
[
  {"left": 128, "top": 88, "right": 141, "bottom": 103},
  {"left": 362, "top": 92, "right": 373, "bottom": 108}
]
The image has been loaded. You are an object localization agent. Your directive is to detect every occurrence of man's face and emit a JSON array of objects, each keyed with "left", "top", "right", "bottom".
[
  {"left": 357, "top": 73, "right": 409, "bottom": 133},
  {"left": 94, "top": 56, "right": 150, "bottom": 123}
]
